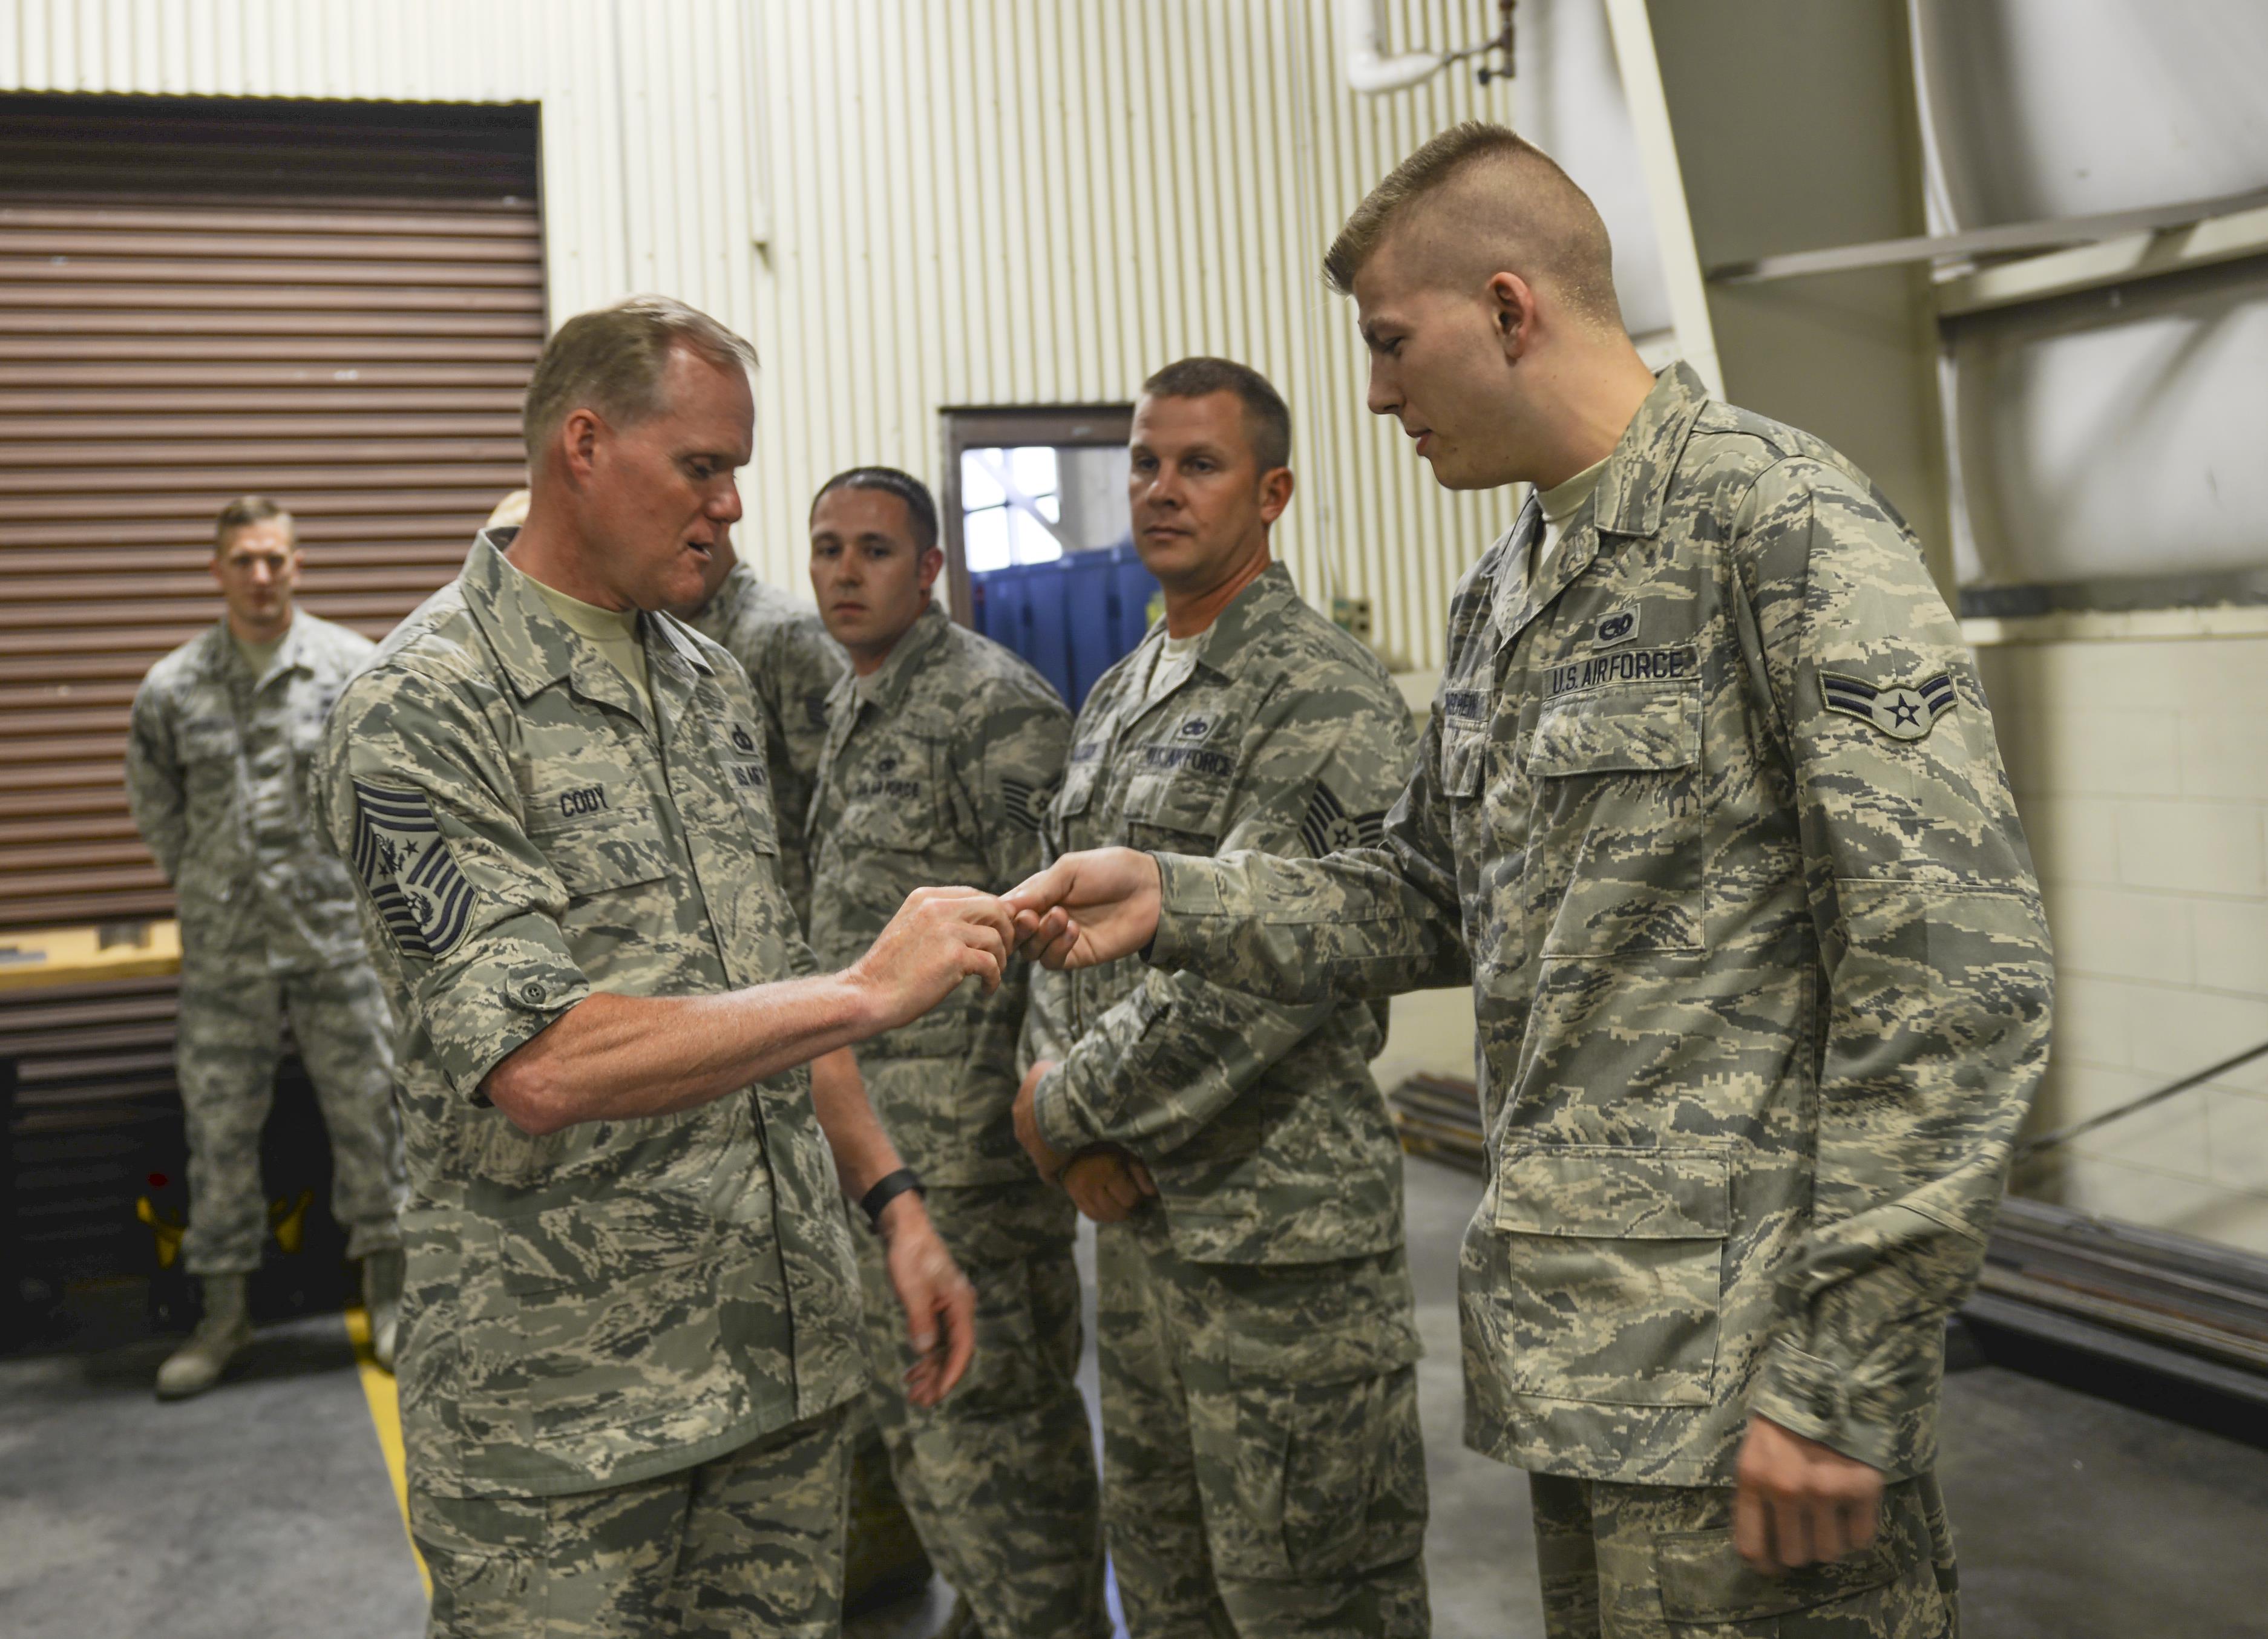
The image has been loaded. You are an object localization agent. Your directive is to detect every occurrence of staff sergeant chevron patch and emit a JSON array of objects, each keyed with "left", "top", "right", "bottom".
[
  {"left": 1300, "top": 780, "right": 1387, "bottom": 857},
  {"left": 1820, "top": 670, "right": 1958, "bottom": 741},
  {"left": 350, "top": 780, "right": 474, "bottom": 959}
]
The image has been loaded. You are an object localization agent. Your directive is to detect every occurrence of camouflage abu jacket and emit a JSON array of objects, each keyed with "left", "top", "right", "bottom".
[
  {"left": 804, "top": 601, "right": 1072, "bottom": 1186},
  {"left": 686, "top": 561, "right": 848, "bottom": 929},
  {"left": 1025, "top": 563, "right": 1421, "bottom": 1266},
  {"left": 314, "top": 531, "right": 864, "bottom": 1499},
  {"left": 1149, "top": 365, "right": 2053, "bottom": 1487},
  {"left": 126, "top": 611, "right": 376, "bottom": 970}
]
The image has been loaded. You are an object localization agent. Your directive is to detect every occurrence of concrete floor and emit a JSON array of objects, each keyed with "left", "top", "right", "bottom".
[{"left": 6, "top": 1157, "right": 2267, "bottom": 1638}]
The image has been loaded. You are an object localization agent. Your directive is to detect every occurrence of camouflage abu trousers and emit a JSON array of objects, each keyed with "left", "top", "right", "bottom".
[
  {"left": 1529, "top": 1470, "right": 1959, "bottom": 1638},
  {"left": 411, "top": 1404, "right": 850, "bottom": 1638},
  {"left": 854, "top": 1176, "right": 1109, "bottom": 1638},
  {"left": 1098, "top": 1213, "right": 1431, "bottom": 1638},
  {"left": 175, "top": 951, "right": 404, "bottom": 1274}
]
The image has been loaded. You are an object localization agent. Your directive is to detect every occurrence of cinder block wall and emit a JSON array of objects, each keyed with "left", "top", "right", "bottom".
[{"left": 1973, "top": 621, "right": 2268, "bottom": 1256}]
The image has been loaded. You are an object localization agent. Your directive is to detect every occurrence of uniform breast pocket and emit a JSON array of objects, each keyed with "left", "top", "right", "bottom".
[
  {"left": 1484, "top": 1143, "right": 1730, "bottom": 1407},
  {"left": 1119, "top": 762, "right": 1231, "bottom": 856},
  {"left": 1524, "top": 678, "right": 1703, "bottom": 955},
  {"left": 528, "top": 804, "right": 675, "bottom": 903}
]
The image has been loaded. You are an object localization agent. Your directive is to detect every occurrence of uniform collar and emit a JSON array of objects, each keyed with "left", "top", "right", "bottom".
[
  {"left": 461, "top": 529, "right": 713, "bottom": 704},
  {"left": 1489, "top": 362, "right": 1712, "bottom": 649},
  {"left": 1168, "top": 560, "right": 1301, "bottom": 678},
  {"left": 211, "top": 608, "right": 309, "bottom": 688},
  {"left": 832, "top": 599, "right": 950, "bottom": 718}
]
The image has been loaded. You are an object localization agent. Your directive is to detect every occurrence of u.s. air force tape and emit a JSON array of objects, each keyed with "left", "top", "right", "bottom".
[
  {"left": 350, "top": 780, "right": 474, "bottom": 959},
  {"left": 1819, "top": 670, "right": 1956, "bottom": 742}
]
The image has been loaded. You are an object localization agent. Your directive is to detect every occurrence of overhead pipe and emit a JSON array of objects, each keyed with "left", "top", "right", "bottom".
[{"left": 1339, "top": 0, "right": 1448, "bottom": 94}]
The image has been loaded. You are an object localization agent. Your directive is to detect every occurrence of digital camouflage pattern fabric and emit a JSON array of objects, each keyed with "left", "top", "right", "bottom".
[
  {"left": 313, "top": 531, "right": 865, "bottom": 1502},
  {"left": 1527, "top": 1471, "right": 1957, "bottom": 1638},
  {"left": 1147, "top": 365, "right": 2055, "bottom": 1496},
  {"left": 126, "top": 612, "right": 404, "bottom": 1274},
  {"left": 802, "top": 601, "right": 1104, "bottom": 1636},
  {"left": 1023, "top": 563, "right": 1421, "bottom": 1268},
  {"left": 1099, "top": 1217, "right": 1430, "bottom": 1638},
  {"left": 806, "top": 600, "right": 1073, "bottom": 1185},
  {"left": 413, "top": 1403, "right": 849, "bottom": 1638},
  {"left": 1025, "top": 563, "right": 1431, "bottom": 1632},
  {"left": 853, "top": 1182, "right": 1107, "bottom": 1638},
  {"left": 685, "top": 561, "right": 847, "bottom": 929}
]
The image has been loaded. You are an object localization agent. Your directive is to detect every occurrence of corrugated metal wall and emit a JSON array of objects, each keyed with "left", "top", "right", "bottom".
[{"left": 4, "top": 0, "right": 1517, "bottom": 669}]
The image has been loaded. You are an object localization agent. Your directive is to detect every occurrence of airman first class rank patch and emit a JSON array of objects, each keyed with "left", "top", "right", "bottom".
[
  {"left": 1820, "top": 670, "right": 1957, "bottom": 741},
  {"left": 350, "top": 780, "right": 474, "bottom": 959}
]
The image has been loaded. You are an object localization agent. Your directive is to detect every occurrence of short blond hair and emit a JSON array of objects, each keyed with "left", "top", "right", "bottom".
[
  {"left": 521, "top": 296, "right": 757, "bottom": 466},
  {"left": 1324, "top": 123, "right": 1622, "bottom": 327},
  {"left": 214, "top": 495, "right": 295, "bottom": 551}
]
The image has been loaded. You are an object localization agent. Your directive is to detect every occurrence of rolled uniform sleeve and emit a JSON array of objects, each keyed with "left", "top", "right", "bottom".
[
  {"left": 125, "top": 681, "right": 188, "bottom": 883},
  {"left": 1034, "top": 680, "right": 1418, "bottom": 1162},
  {"left": 319, "top": 664, "right": 592, "bottom": 1100},
  {"left": 1734, "top": 460, "right": 2053, "bottom": 1474}
]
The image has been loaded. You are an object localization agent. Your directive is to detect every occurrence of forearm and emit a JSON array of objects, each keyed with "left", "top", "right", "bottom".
[
  {"left": 1758, "top": 888, "right": 2053, "bottom": 1472},
  {"left": 809, "top": 1045, "right": 904, "bottom": 1200},
  {"left": 1035, "top": 969, "right": 1332, "bottom": 1160},
  {"left": 1151, "top": 844, "right": 1469, "bottom": 1003},
  {"left": 482, "top": 973, "right": 887, "bottom": 1136}
]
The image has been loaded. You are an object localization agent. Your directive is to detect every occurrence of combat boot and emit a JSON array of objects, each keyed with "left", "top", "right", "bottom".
[
  {"left": 156, "top": 1274, "right": 252, "bottom": 1399},
  {"left": 362, "top": 1246, "right": 404, "bottom": 1372}
]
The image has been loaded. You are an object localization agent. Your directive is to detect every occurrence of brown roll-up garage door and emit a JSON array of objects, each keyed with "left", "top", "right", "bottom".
[{"left": 0, "top": 93, "right": 543, "bottom": 1302}]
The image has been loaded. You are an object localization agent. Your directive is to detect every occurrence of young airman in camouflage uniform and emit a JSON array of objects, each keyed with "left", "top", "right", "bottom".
[
  {"left": 681, "top": 551, "right": 847, "bottom": 929},
  {"left": 1012, "top": 130, "right": 2054, "bottom": 1639},
  {"left": 125, "top": 495, "right": 405, "bottom": 1398},
  {"left": 1017, "top": 362, "right": 1431, "bottom": 1638},
  {"left": 315, "top": 299, "right": 1003, "bottom": 1637},
  {"left": 801, "top": 466, "right": 1104, "bottom": 1638}
]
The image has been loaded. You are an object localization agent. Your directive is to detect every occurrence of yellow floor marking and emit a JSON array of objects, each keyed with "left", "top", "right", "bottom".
[{"left": 344, "top": 1304, "right": 431, "bottom": 1598}]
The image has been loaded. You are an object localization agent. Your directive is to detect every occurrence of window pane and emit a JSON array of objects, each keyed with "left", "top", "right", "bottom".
[
  {"left": 965, "top": 506, "right": 1013, "bottom": 574},
  {"left": 962, "top": 449, "right": 1006, "bottom": 511},
  {"left": 1011, "top": 509, "right": 1062, "bottom": 566},
  {"left": 1008, "top": 445, "right": 1060, "bottom": 500}
]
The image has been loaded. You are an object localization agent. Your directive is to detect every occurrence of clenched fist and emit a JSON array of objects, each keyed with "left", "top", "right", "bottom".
[{"left": 848, "top": 886, "right": 1016, "bottom": 1033}]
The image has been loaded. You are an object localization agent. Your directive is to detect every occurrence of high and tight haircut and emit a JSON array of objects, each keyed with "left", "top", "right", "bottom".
[
  {"left": 1139, "top": 356, "right": 1293, "bottom": 475},
  {"left": 214, "top": 494, "right": 295, "bottom": 551},
  {"left": 1323, "top": 122, "right": 1622, "bottom": 327},
  {"left": 521, "top": 295, "right": 758, "bottom": 466},
  {"left": 811, "top": 466, "right": 940, "bottom": 554}
]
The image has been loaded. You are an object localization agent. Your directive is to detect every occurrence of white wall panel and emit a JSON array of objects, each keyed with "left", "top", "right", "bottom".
[{"left": 3, "top": 0, "right": 1605, "bottom": 667}]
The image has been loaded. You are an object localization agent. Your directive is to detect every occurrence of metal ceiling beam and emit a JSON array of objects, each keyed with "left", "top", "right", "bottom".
[{"left": 1708, "top": 184, "right": 2268, "bottom": 285}]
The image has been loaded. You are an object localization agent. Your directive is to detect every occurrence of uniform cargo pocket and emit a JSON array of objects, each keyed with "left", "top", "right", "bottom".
[
  {"left": 1655, "top": 1485, "right": 1934, "bottom": 1628},
  {"left": 1488, "top": 1144, "right": 1729, "bottom": 1407},
  {"left": 1524, "top": 678, "right": 1703, "bottom": 955}
]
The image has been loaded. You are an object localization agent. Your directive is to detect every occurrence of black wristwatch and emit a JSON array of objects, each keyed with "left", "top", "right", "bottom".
[{"left": 859, "top": 1168, "right": 927, "bottom": 1231}]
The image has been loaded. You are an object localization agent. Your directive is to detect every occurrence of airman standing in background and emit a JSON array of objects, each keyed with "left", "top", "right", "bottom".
[
  {"left": 1016, "top": 359, "right": 1431, "bottom": 1638},
  {"left": 801, "top": 465, "right": 1101, "bottom": 1638},
  {"left": 126, "top": 495, "right": 407, "bottom": 1398}
]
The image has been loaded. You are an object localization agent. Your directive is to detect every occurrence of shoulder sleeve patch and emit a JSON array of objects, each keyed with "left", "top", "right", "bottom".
[
  {"left": 998, "top": 775, "right": 1057, "bottom": 834},
  {"left": 1819, "top": 670, "right": 1957, "bottom": 741},
  {"left": 1299, "top": 781, "right": 1387, "bottom": 857},
  {"left": 349, "top": 780, "right": 475, "bottom": 959}
]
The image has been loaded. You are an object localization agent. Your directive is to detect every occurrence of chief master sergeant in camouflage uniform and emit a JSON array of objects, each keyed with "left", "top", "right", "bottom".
[
  {"left": 801, "top": 465, "right": 1103, "bottom": 1638},
  {"left": 315, "top": 297, "right": 1010, "bottom": 1637},
  {"left": 672, "top": 535, "right": 847, "bottom": 929},
  {"left": 1014, "top": 359, "right": 1430, "bottom": 1638},
  {"left": 126, "top": 494, "right": 406, "bottom": 1399},
  {"left": 1012, "top": 129, "right": 2055, "bottom": 1639}
]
